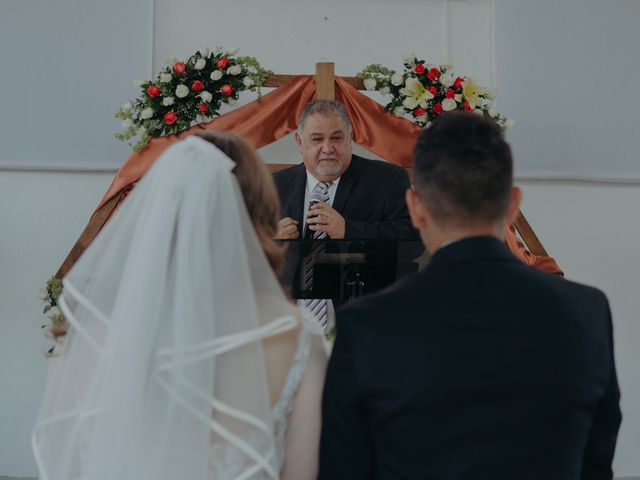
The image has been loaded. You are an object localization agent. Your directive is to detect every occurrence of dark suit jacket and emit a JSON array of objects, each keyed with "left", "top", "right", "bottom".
[
  {"left": 272, "top": 155, "right": 419, "bottom": 240},
  {"left": 319, "top": 237, "right": 621, "bottom": 480}
]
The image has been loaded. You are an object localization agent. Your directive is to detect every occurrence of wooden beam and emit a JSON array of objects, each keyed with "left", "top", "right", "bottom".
[
  {"left": 263, "top": 73, "right": 364, "bottom": 90},
  {"left": 315, "top": 63, "right": 335, "bottom": 100}
]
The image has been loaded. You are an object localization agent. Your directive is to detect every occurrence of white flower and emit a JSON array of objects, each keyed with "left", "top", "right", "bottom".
[
  {"left": 175, "top": 84, "right": 189, "bottom": 98},
  {"left": 138, "top": 126, "right": 147, "bottom": 135},
  {"left": 442, "top": 98, "right": 457, "bottom": 112},
  {"left": 225, "top": 47, "right": 239, "bottom": 56},
  {"left": 454, "top": 94, "right": 463, "bottom": 102},
  {"left": 227, "top": 65, "right": 242, "bottom": 76},
  {"left": 363, "top": 78, "right": 377, "bottom": 91},
  {"left": 200, "top": 47, "right": 210, "bottom": 57},
  {"left": 48, "top": 306, "right": 62, "bottom": 318},
  {"left": 159, "top": 73, "right": 173, "bottom": 83},
  {"left": 210, "top": 70, "right": 223, "bottom": 81},
  {"left": 394, "top": 106, "right": 406, "bottom": 117},
  {"left": 227, "top": 97, "right": 237, "bottom": 105},
  {"left": 162, "top": 96, "right": 175, "bottom": 106},
  {"left": 243, "top": 76, "right": 255, "bottom": 87},
  {"left": 440, "top": 73, "right": 454, "bottom": 87},
  {"left": 488, "top": 107, "right": 498, "bottom": 118},
  {"left": 36, "top": 289, "right": 48, "bottom": 301},
  {"left": 402, "top": 52, "right": 417, "bottom": 64},
  {"left": 122, "top": 101, "right": 132, "bottom": 112},
  {"left": 122, "top": 119, "right": 133, "bottom": 128},
  {"left": 248, "top": 66, "right": 257, "bottom": 74},
  {"left": 195, "top": 58, "right": 206, "bottom": 70},
  {"left": 473, "top": 108, "right": 484, "bottom": 115},
  {"left": 504, "top": 118, "right": 515, "bottom": 128},
  {"left": 391, "top": 73, "right": 404, "bottom": 86},
  {"left": 399, "top": 77, "right": 434, "bottom": 109},
  {"left": 141, "top": 108, "right": 154, "bottom": 119},
  {"left": 199, "top": 91, "right": 213, "bottom": 102},
  {"left": 379, "top": 86, "right": 390, "bottom": 96}
]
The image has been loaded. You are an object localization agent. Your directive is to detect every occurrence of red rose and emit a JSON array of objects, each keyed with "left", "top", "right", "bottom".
[
  {"left": 427, "top": 86, "right": 438, "bottom": 97},
  {"left": 414, "top": 63, "right": 426, "bottom": 75},
  {"left": 147, "top": 85, "right": 160, "bottom": 97},
  {"left": 220, "top": 84, "right": 234, "bottom": 96},
  {"left": 163, "top": 111, "right": 177, "bottom": 125},
  {"left": 464, "top": 100, "right": 474, "bottom": 112},
  {"left": 192, "top": 80, "right": 204, "bottom": 92},
  {"left": 454, "top": 76, "right": 465, "bottom": 89},
  {"left": 199, "top": 103, "right": 209, "bottom": 114},
  {"left": 413, "top": 107, "right": 426, "bottom": 117},
  {"left": 433, "top": 103, "right": 444, "bottom": 115},
  {"left": 217, "top": 57, "right": 229, "bottom": 69},
  {"left": 445, "top": 89, "right": 455, "bottom": 99},
  {"left": 173, "top": 62, "right": 186, "bottom": 74},
  {"left": 427, "top": 67, "right": 441, "bottom": 81}
]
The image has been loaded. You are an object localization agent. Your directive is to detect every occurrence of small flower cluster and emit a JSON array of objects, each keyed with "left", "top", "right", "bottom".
[
  {"left": 357, "top": 54, "right": 513, "bottom": 129},
  {"left": 116, "top": 47, "right": 272, "bottom": 151},
  {"left": 38, "top": 276, "right": 66, "bottom": 356}
]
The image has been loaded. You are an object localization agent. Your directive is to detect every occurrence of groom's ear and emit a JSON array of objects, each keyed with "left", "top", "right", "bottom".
[{"left": 406, "top": 188, "right": 428, "bottom": 231}]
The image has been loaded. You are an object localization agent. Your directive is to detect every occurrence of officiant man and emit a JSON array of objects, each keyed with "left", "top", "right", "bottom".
[
  {"left": 273, "top": 99, "right": 419, "bottom": 242},
  {"left": 319, "top": 112, "right": 621, "bottom": 479},
  {"left": 273, "top": 100, "right": 420, "bottom": 328}
]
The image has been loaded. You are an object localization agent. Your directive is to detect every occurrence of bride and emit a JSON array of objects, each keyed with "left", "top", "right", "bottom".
[{"left": 32, "top": 132, "right": 327, "bottom": 479}]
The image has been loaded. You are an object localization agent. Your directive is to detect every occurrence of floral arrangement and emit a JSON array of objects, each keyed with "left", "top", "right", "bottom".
[
  {"left": 115, "top": 47, "right": 272, "bottom": 151},
  {"left": 38, "top": 276, "right": 66, "bottom": 356},
  {"left": 357, "top": 54, "right": 513, "bottom": 129}
]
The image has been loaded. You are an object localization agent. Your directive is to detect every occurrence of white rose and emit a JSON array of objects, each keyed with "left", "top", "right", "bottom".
[
  {"left": 122, "top": 101, "right": 132, "bottom": 112},
  {"left": 363, "top": 78, "right": 377, "bottom": 91},
  {"left": 402, "top": 52, "right": 417, "bottom": 64},
  {"left": 175, "top": 84, "right": 189, "bottom": 98},
  {"left": 199, "top": 91, "right": 213, "bottom": 102},
  {"left": 162, "top": 96, "right": 175, "bottom": 106},
  {"left": 391, "top": 74, "right": 404, "bottom": 86},
  {"left": 504, "top": 118, "right": 515, "bottom": 129},
  {"left": 227, "top": 65, "right": 242, "bottom": 76},
  {"left": 379, "top": 86, "right": 390, "bottom": 96},
  {"left": 159, "top": 73, "right": 173, "bottom": 83},
  {"left": 210, "top": 70, "right": 223, "bottom": 81},
  {"left": 440, "top": 73, "right": 454, "bottom": 87},
  {"left": 141, "top": 108, "right": 154, "bottom": 119},
  {"left": 393, "top": 106, "right": 406, "bottom": 117},
  {"left": 402, "top": 97, "right": 418, "bottom": 109},
  {"left": 225, "top": 47, "right": 239, "bottom": 56},
  {"left": 488, "top": 107, "right": 498, "bottom": 118},
  {"left": 122, "top": 119, "right": 133, "bottom": 128},
  {"left": 194, "top": 58, "right": 206, "bottom": 70},
  {"left": 442, "top": 98, "right": 457, "bottom": 111},
  {"left": 200, "top": 47, "right": 210, "bottom": 57},
  {"left": 243, "top": 76, "right": 255, "bottom": 87}
]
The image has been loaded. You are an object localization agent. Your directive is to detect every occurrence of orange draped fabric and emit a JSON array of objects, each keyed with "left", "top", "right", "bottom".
[{"left": 93, "top": 74, "right": 562, "bottom": 276}]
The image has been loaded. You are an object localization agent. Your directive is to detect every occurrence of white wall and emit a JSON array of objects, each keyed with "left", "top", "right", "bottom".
[{"left": 1, "top": 0, "right": 639, "bottom": 477}]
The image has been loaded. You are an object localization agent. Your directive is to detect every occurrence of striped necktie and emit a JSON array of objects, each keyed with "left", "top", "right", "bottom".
[{"left": 303, "top": 181, "right": 330, "bottom": 329}]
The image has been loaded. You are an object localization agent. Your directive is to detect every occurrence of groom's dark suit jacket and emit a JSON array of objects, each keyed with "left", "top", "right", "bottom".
[
  {"left": 272, "top": 155, "right": 419, "bottom": 240},
  {"left": 319, "top": 237, "right": 621, "bottom": 480}
]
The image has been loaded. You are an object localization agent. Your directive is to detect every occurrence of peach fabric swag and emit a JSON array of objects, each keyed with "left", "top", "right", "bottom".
[{"left": 94, "top": 75, "right": 563, "bottom": 276}]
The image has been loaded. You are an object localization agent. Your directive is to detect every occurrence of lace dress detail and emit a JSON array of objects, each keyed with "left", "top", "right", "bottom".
[{"left": 209, "top": 313, "right": 323, "bottom": 478}]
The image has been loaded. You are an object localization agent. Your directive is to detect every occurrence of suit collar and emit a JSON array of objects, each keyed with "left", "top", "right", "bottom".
[
  {"left": 427, "top": 236, "right": 518, "bottom": 270},
  {"left": 332, "top": 155, "right": 362, "bottom": 214}
]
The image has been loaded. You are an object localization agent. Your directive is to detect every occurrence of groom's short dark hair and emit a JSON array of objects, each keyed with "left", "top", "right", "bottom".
[{"left": 412, "top": 112, "right": 513, "bottom": 226}]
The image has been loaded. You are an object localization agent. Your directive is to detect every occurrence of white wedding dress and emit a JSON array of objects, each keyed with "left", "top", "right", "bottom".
[{"left": 32, "top": 137, "right": 326, "bottom": 480}]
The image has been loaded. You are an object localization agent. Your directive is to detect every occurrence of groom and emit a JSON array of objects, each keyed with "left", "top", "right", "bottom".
[{"left": 319, "top": 112, "right": 621, "bottom": 479}]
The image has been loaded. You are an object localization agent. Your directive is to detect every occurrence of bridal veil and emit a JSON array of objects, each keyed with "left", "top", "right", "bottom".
[{"left": 32, "top": 136, "right": 299, "bottom": 480}]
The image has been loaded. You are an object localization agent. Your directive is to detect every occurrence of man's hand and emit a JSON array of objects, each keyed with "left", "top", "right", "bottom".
[
  {"left": 307, "top": 203, "right": 346, "bottom": 239},
  {"left": 275, "top": 217, "right": 299, "bottom": 239}
]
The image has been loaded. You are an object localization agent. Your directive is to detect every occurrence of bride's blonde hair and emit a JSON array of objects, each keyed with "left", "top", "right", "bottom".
[{"left": 194, "top": 131, "right": 285, "bottom": 275}]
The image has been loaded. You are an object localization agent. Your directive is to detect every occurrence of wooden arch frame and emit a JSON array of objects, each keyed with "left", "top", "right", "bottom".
[{"left": 55, "top": 62, "right": 548, "bottom": 279}]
